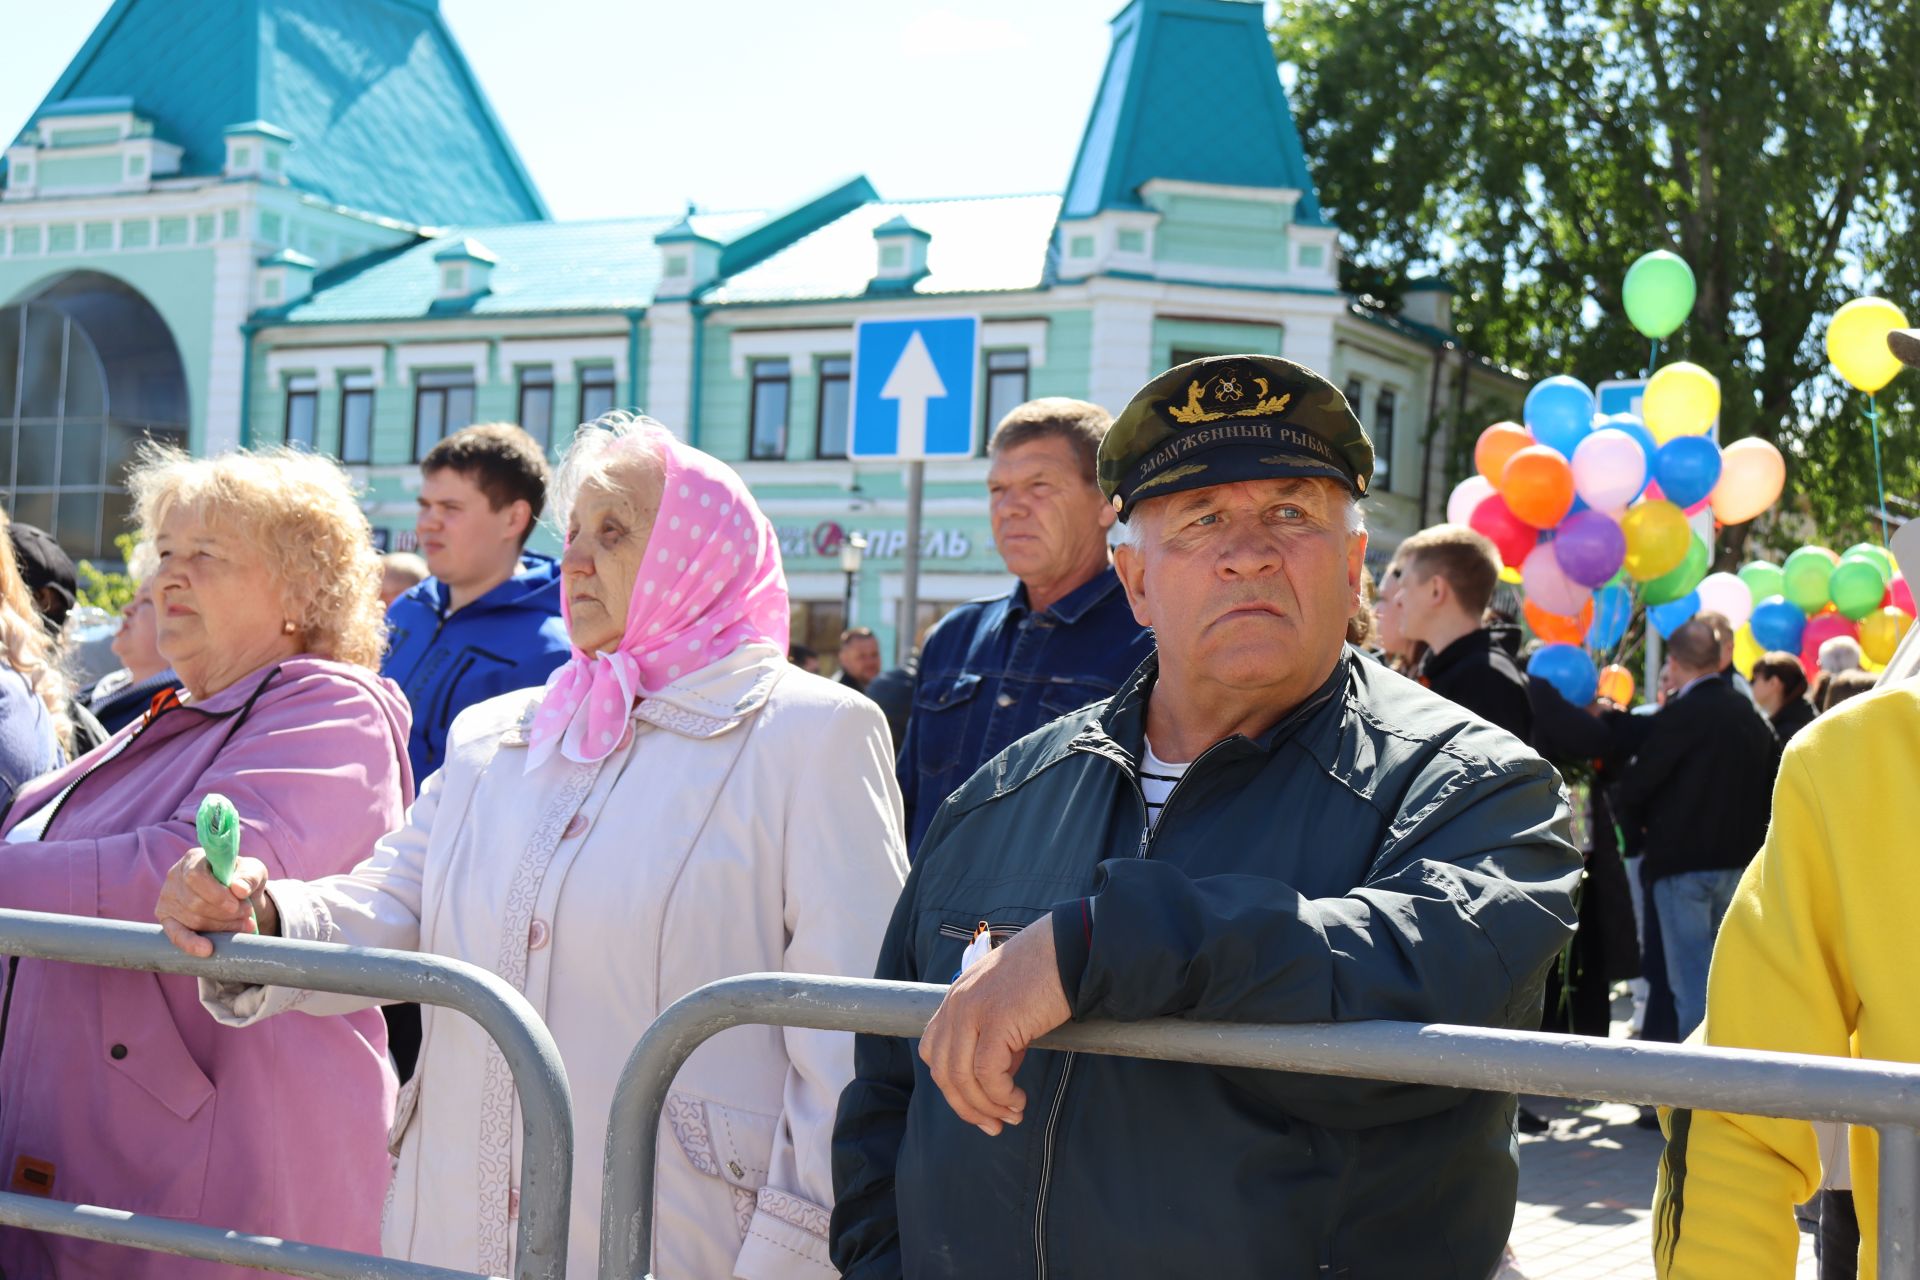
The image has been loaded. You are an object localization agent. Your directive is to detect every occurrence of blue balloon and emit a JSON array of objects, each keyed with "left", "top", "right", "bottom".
[
  {"left": 1530, "top": 643, "right": 1599, "bottom": 707},
  {"left": 1586, "top": 583, "right": 1632, "bottom": 650},
  {"left": 1648, "top": 592, "right": 1701, "bottom": 639},
  {"left": 1596, "top": 413, "right": 1659, "bottom": 499},
  {"left": 1525, "top": 376, "right": 1597, "bottom": 458},
  {"left": 1750, "top": 595, "right": 1809, "bottom": 652},
  {"left": 1654, "top": 435, "right": 1724, "bottom": 509}
]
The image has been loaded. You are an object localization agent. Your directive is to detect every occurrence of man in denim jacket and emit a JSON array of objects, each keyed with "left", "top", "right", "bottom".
[{"left": 897, "top": 398, "right": 1152, "bottom": 855}]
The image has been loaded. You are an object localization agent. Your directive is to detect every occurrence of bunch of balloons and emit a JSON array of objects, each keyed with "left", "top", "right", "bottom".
[
  {"left": 1738, "top": 543, "right": 1915, "bottom": 676},
  {"left": 1448, "top": 367, "right": 1788, "bottom": 707}
]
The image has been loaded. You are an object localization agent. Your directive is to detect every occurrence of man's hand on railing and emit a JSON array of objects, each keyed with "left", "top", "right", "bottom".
[
  {"left": 155, "top": 849, "right": 280, "bottom": 957},
  {"left": 919, "top": 913, "right": 1070, "bottom": 1137}
]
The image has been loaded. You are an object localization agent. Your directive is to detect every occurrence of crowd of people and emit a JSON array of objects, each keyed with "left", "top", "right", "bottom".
[{"left": 0, "top": 336, "right": 1906, "bottom": 1279}]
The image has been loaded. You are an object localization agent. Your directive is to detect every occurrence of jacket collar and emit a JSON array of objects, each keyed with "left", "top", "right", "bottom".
[
  {"left": 1073, "top": 647, "right": 1352, "bottom": 769},
  {"left": 1011, "top": 562, "right": 1125, "bottom": 625},
  {"left": 1420, "top": 627, "right": 1502, "bottom": 681}
]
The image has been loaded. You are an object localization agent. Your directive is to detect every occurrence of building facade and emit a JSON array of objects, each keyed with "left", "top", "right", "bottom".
[{"left": 2, "top": 0, "right": 1520, "bottom": 660}]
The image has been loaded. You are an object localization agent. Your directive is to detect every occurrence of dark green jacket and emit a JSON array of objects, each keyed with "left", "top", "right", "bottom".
[{"left": 832, "top": 650, "right": 1581, "bottom": 1280}]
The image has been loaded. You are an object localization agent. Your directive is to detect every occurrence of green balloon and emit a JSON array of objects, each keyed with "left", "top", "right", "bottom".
[
  {"left": 1830, "top": 560, "right": 1887, "bottom": 620},
  {"left": 1739, "top": 560, "right": 1786, "bottom": 605},
  {"left": 1782, "top": 546, "right": 1838, "bottom": 614},
  {"left": 1841, "top": 543, "right": 1895, "bottom": 587},
  {"left": 1622, "top": 250, "right": 1698, "bottom": 340},
  {"left": 1643, "top": 534, "right": 1710, "bottom": 606}
]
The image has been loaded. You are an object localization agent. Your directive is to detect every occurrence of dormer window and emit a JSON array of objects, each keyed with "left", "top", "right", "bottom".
[
  {"left": 870, "top": 215, "right": 931, "bottom": 285},
  {"left": 653, "top": 215, "right": 721, "bottom": 299},
  {"left": 223, "top": 121, "right": 293, "bottom": 181},
  {"left": 433, "top": 238, "right": 498, "bottom": 299}
]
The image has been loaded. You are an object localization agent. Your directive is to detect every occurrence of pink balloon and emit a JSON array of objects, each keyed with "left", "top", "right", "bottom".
[
  {"left": 1570, "top": 428, "right": 1647, "bottom": 513},
  {"left": 1447, "top": 475, "right": 1496, "bottom": 527},
  {"left": 1886, "top": 574, "right": 1915, "bottom": 616},
  {"left": 1801, "top": 612, "right": 1860, "bottom": 678},
  {"left": 1695, "top": 571, "right": 1753, "bottom": 631},
  {"left": 1522, "top": 542, "right": 1593, "bottom": 616}
]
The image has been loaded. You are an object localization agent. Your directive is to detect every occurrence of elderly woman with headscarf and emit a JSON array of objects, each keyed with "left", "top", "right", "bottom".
[
  {"left": 0, "top": 449, "right": 413, "bottom": 1279},
  {"left": 160, "top": 413, "right": 909, "bottom": 1279}
]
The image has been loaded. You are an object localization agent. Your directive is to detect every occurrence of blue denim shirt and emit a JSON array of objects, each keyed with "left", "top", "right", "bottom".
[{"left": 897, "top": 564, "right": 1153, "bottom": 855}]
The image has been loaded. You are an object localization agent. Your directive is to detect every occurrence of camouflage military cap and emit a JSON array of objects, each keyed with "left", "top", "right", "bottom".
[{"left": 1098, "top": 354, "right": 1374, "bottom": 519}]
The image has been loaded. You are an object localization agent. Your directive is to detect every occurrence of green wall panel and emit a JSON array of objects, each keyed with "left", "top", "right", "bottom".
[{"left": 1151, "top": 316, "right": 1283, "bottom": 373}]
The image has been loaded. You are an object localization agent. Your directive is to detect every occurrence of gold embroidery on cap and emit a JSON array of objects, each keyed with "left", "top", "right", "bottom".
[
  {"left": 1168, "top": 375, "right": 1291, "bottom": 424},
  {"left": 1133, "top": 463, "right": 1209, "bottom": 494}
]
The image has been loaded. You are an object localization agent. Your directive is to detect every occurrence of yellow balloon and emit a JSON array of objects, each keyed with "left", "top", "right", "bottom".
[
  {"left": 1498, "top": 564, "right": 1523, "bottom": 585},
  {"left": 1642, "top": 362, "right": 1720, "bottom": 443},
  {"left": 1620, "top": 499, "right": 1691, "bottom": 580},
  {"left": 1859, "top": 606, "right": 1914, "bottom": 664},
  {"left": 1827, "top": 297, "right": 1911, "bottom": 394},
  {"left": 1733, "top": 623, "right": 1764, "bottom": 678}
]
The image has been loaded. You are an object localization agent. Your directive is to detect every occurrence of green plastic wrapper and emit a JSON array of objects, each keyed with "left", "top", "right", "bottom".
[{"left": 195, "top": 793, "right": 256, "bottom": 930}]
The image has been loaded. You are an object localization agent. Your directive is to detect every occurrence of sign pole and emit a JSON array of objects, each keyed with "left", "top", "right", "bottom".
[{"left": 900, "top": 461, "right": 924, "bottom": 667}]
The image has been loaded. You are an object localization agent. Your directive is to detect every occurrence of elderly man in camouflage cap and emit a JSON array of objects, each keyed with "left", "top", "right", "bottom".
[{"left": 832, "top": 355, "right": 1582, "bottom": 1280}]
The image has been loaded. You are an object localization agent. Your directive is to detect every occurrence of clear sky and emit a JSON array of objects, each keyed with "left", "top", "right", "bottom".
[{"left": 0, "top": 0, "right": 1181, "bottom": 221}]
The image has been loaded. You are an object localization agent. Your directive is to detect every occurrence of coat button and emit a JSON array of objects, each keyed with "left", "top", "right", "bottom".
[
  {"left": 996, "top": 693, "right": 1014, "bottom": 708},
  {"left": 109, "top": 1044, "right": 127, "bottom": 1060},
  {"left": 564, "top": 813, "right": 588, "bottom": 839},
  {"left": 508, "top": 1187, "right": 520, "bottom": 1219},
  {"left": 528, "top": 919, "right": 550, "bottom": 951}
]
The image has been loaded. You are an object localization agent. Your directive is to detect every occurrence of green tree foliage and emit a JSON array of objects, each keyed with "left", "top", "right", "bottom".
[
  {"left": 1273, "top": 0, "right": 1920, "bottom": 555},
  {"left": 76, "top": 532, "right": 139, "bottom": 614}
]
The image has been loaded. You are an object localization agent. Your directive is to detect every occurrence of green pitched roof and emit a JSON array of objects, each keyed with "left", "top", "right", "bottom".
[
  {"left": 269, "top": 211, "right": 765, "bottom": 322},
  {"left": 15, "top": 0, "right": 547, "bottom": 226},
  {"left": 703, "top": 195, "right": 1061, "bottom": 305},
  {"left": 1061, "top": 0, "right": 1323, "bottom": 224}
]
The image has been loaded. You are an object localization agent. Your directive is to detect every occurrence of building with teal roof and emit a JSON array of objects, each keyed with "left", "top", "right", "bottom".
[{"left": 0, "top": 0, "right": 1518, "bottom": 661}]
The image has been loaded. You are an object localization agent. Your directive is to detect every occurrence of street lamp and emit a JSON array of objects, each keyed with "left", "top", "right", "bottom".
[{"left": 840, "top": 531, "right": 867, "bottom": 629}]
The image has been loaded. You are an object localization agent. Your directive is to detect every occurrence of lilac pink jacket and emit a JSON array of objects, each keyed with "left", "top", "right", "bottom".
[{"left": 0, "top": 656, "right": 413, "bottom": 1280}]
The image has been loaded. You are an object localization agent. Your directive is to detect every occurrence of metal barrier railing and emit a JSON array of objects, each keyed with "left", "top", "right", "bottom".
[
  {"left": 599, "top": 972, "right": 1920, "bottom": 1280},
  {"left": 0, "top": 908, "right": 573, "bottom": 1280}
]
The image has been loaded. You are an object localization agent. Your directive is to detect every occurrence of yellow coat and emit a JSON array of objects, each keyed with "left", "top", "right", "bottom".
[{"left": 1654, "top": 684, "right": 1920, "bottom": 1278}]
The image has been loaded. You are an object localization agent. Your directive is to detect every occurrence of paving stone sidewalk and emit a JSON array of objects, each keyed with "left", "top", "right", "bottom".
[{"left": 1503, "top": 1094, "right": 1819, "bottom": 1278}]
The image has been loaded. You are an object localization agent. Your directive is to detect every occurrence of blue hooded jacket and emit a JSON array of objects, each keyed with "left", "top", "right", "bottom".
[{"left": 382, "top": 553, "right": 571, "bottom": 781}]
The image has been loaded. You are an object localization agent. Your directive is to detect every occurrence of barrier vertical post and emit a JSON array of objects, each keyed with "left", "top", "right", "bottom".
[{"left": 1881, "top": 1123, "right": 1920, "bottom": 1279}]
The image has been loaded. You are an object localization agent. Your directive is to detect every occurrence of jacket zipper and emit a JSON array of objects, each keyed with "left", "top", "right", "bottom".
[{"left": 1029, "top": 732, "right": 1252, "bottom": 1278}]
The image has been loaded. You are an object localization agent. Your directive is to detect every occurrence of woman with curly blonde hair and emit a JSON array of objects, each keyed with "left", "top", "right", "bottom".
[
  {"left": 0, "top": 508, "right": 67, "bottom": 798},
  {"left": 0, "top": 447, "right": 414, "bottom": 1280}
]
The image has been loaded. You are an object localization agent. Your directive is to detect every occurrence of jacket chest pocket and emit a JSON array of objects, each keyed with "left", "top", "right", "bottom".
[
  {"left": 924, "top": 911, "right": 1044, "bottom": 983},
  {"left": 910, "top": 673, "right": 984, "bottom": 775}
]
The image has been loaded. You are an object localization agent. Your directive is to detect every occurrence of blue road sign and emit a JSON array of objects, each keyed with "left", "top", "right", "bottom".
[
  {"left": 850, "top": 316, "right": 979, "bottom": 460},
  {"left": 1596, "top": 376, "right": 1719, "bottom": 441}
]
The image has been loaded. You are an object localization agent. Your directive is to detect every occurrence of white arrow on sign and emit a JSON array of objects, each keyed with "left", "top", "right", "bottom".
[{"left": 879, "top": 331, "right": 947, "bottom": 458}]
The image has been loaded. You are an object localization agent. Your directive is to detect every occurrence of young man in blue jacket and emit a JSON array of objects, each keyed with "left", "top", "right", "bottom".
[
  {"left": 383, "top": 423, "right": 570, "bottom": 782},
  {"left": 832, "top": 356, "right": 1581, "bottom": 1279}
]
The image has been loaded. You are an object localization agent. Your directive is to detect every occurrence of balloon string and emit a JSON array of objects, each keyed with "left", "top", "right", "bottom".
[
  {"left": 1644, "top": 338, "right": 1661, "bottom": 380},
  {"left": 1868, "top": 392, "right": 1889, "bottom": 548}
]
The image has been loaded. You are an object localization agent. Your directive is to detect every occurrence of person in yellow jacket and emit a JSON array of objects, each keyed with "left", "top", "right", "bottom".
[{"left": 1652, "top": 682, "right": 1919, "bottom": 1277}]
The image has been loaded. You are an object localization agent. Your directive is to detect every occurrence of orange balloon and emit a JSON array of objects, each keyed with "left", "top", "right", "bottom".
[
  {"left": 1524, "top": 597, "right": 1592, "bottom": 645},
  {"left": 1710, "top": 437, "right": 1787, "bottom": 525},
  {"left": 1597, "top": 664, "right": 1636, "bottom": 705},
  {"left": 1501, "top": 446, "right": 1577, "bottom": 529},
  {"left": 1475, "top": 422, "right": 1533, "bottom": 486}
]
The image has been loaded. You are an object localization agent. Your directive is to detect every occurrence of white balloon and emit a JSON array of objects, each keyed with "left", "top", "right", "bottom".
[
  {"left": 1571, "top": 428, "right": 1648, "bottom": 513},
  {"left": 1447, "top": 475, "right": 1496, "bottom": 526},
  {"left": 1695, "top": 571, "right": 1753, "bottom": 631}
]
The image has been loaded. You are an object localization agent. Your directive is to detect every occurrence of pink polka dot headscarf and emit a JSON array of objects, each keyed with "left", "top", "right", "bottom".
[{"left": 526, "top": 424, "right": 790, "bottom": 770}]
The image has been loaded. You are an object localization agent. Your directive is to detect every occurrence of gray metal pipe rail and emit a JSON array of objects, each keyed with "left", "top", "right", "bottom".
[
  {"left": 0, "top": 908, "right": 573, "bottom": 1280},
  {"left": 599, "top": 972, "right": 1920, "bottom": 1279}
]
